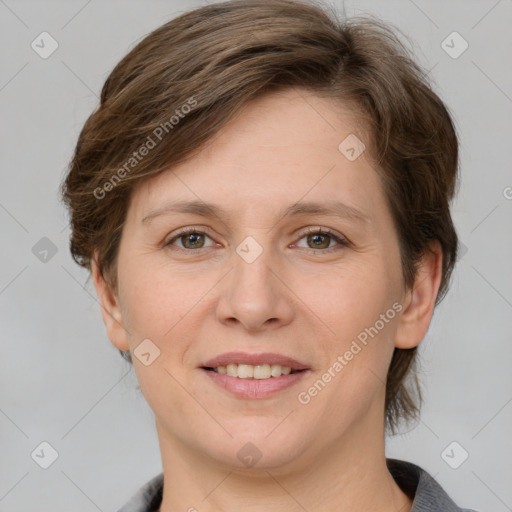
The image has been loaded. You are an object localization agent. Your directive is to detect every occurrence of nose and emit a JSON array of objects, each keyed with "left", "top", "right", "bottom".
[{"left": 216, "top": 240, "right": 295, "bottom": 333}]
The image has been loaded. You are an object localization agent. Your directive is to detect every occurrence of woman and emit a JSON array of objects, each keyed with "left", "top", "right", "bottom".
[{"left": 61, "top": 1, "right": 477, "bottom": 510}]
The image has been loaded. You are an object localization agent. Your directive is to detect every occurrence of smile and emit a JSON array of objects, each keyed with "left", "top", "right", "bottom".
[{"left": 204, "top": 363, "right": 300, "bottom": 379}]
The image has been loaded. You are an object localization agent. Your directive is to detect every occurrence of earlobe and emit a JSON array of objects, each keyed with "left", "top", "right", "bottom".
[
  {"left": 91, "top": 253, "right": 130, "bottom": 352},
  {"left": 394, "top": 242, "right": 443, "bottom": 350}
]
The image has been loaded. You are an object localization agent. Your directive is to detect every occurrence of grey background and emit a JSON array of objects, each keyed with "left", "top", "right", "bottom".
[{"left": 1, "top": 0, "right": 511, "bottom": 510}]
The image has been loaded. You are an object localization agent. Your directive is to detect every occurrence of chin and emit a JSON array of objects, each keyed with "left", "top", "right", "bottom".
[{"left": 204, "top": 423, "right": 310, "bottom": 471}]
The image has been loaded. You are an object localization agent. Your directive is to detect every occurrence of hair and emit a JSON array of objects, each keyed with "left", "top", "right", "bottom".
[{"left": 60, "top": 0, "right": 459, "bottom": 434}]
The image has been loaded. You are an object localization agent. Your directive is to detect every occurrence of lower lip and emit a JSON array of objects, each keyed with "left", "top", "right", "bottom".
[{"left": 201, "top": 368, "right": 310, "bottom": 399}]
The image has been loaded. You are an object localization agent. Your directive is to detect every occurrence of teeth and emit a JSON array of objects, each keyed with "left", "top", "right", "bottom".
[{"left": 213, "top": 363, "right": 294, "bottom": 379}]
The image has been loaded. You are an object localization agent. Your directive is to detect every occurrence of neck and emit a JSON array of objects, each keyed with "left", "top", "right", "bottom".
[{"left": 155, "top": 406, "right": 412, "bottom": 512}]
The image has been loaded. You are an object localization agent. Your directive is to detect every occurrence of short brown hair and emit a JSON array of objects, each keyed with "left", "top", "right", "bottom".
[{"left": 61, "top": 0, "right": 459, "bottom": 433}]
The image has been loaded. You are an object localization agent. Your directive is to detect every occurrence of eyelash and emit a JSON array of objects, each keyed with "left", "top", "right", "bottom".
[{"left": 163, "top": 226, "right": 349, "bottom": 254}]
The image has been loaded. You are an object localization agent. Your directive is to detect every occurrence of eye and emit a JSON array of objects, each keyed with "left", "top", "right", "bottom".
[
  {"left": 164, "top": 227, "right": 216, "bottom": 251},
  {"left": 294, "top": 227, "right": 349, "bottom": 253}
]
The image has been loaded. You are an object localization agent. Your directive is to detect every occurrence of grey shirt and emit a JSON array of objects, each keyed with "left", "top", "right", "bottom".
[{"left": 117, "top": 458, "right": 478, "bottom": 512}]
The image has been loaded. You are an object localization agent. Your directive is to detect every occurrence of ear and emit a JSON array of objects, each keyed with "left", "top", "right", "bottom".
[
  {"left": 91, "top": 252, "right": 130, "bottom": 352},
  {"left": 395, "top": 241, "right": 443, "bottom": 349}
]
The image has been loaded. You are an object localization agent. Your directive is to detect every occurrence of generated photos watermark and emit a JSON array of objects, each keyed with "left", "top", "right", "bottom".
[
  {"left": 93, "top": 96, "right": 198, "bottom": 200},
  {"left": 297, "top": 301, "right": 403, "bottom": 405}
]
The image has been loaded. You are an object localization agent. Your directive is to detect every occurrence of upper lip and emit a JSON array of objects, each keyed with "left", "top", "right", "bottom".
[{"left": 201, "top": 352, "right": 309, "bottom": 371}]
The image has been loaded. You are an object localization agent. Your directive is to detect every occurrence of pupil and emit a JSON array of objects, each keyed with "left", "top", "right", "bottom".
[
  {"left": 311, "top": 234, "right": 327, "bottom": 248},
  {"left": 185, "top": 233, "right": 202, "bottom": 248}
]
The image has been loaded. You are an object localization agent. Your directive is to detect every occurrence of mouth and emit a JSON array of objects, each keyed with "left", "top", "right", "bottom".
[
  {"left": 200, "top": 351, "right": 310, "bottom": 377},
  {"left": 199, "top": 352, "right": 310, "bottom": 399}
]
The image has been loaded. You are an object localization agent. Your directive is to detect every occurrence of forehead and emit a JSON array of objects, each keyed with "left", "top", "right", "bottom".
[{"left": 127, "top": 88, "right": 385, "bottom": 227}]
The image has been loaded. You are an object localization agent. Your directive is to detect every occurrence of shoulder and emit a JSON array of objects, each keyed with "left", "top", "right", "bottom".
[
  {"left": 387, "top": 458, "right": 479, "bottom": 512},
  {"left": 116, "top": 473, "right": 164, "bottom": 512}
]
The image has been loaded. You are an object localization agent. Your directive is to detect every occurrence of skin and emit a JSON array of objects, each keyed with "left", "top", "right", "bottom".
[{"left": 92, "top": 87, "right": 442, "bottom": 512}]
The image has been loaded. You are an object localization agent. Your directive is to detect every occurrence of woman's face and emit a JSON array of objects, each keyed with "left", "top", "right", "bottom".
[{"left": 96, "top": 88, "right": 430, "bottom": 472}]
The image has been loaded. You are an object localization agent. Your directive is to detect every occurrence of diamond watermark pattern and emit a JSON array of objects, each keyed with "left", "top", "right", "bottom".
[
  {"left": 31, "top": 32, "right": 59, "bottom": 59},
  {"left": 32, "top": 237, "right": 58, "bottom": 263},
  {"left": 441, "top": 32, "right": 468, "bottom": 59},
  {"left": 31, "top": 441, "right": 59, "bottom": 469},
  {"left": 134, "top": 338, "right": 161, "bottom": 366},
  {"left": 236, "top": 236, "right": 263, "bottom": 264},
  {"left": 237, "top": 442, "right": 263, "bottom": 468},
  {"left": 441, "top": 441, "right": 469, "bottom": 469},
  {"left": 338, "top": 134, "right": 366, "bottom": 161}
]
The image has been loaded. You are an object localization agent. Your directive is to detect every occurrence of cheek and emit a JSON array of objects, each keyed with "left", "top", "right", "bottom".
[
  {"left": 118, "top": 263, "right": 198, "bottom": 414},
  {"left": 119, "top": 257, "right": 193, "bottom": 335},
  {"left": 296, "top": 296, "right": 398, "bottom": 437},
  {"left": 294, "top": 258, "right": 400, "bottom": 401},
  {"left": 297, "top": 258, "right": 397, "bottom": 339}
]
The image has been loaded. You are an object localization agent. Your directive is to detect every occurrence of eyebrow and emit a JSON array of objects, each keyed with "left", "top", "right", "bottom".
[{"left": 141, "top": 199, "right": 370, "bottom": 225}]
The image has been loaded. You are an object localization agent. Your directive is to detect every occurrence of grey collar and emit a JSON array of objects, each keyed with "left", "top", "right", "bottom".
[{"left": 387, "top": 459, "right": 476, "bottom": 512}]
